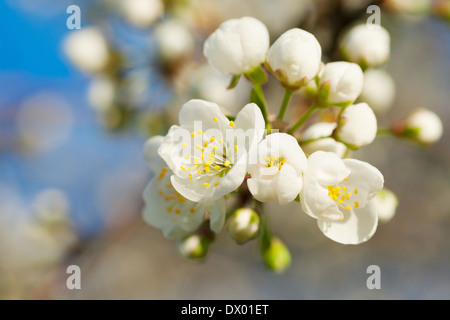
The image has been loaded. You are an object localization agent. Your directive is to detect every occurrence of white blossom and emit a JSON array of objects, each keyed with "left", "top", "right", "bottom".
[
  {"left": 158, "top": 99, "right": 265, "bottom": 203},
  {"left": 203, "top": 17, "right": 270, "bottom": 75},
  {"left": 340, "top": 24, "right": 390, "bottom": 67},
  {"left": 155, "top": 20, "right": 195, "bottom": 62},
  {"left": 267, "top": 28, "right": 322, "bottom": 88},
  {"left": 373, "top": 188, "right": 398, "bottom": 223},
  {"left": 247, "top": 133, "right": 307, "bottom": 204},
  {"left": 360, "top": 69, "right": 396, "bottom": 113},
  {"left": 63, "top": 27, "right": 111, "bottom": 74},
  {"left": 143, "top": 136, "right": 227, "bottom": 239},
  {"left": 336, "top": 103, "right": 377, "bottom": 148},
  {"left": 300, "top": 151, "right": 384, "bottom": 244},
  {"left": 319, "top": 61, "right": 364, "bottom": 105},
  {"left": 403, "top": 108, "right": 443, "bottom": 145},
  {"left": 301, "top": 122, "right": 346, "bottom": 158}
]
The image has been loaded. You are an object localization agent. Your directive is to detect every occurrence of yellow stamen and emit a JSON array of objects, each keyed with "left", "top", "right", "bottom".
[
  {"left": 213, "top": 117, "right": 218, "bottom": 122},
  {"left": 203, "top": 183, "right": 210, "bottom": 188},
  {"left": 229, "top": 121, "right": 235, "bottom": 127},
  {"left": 214, "top": 182, "right": 220, "bottom": 187},
  {"left": 354, "top": 202, "right": 359, "bottom": 208},
  {"left": 344, "top": 206, "right": 352, "bottom": 210},
  {"left": 210, "top": 137, "right": 215, "bottom": 142},
  {"left": 191, "top": 132, "right": 196, "bottom": 137}
]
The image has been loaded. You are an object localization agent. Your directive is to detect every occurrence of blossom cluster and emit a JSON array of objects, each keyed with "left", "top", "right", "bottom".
[{"left": 139, "top": 17, "right": 442, "bottom": 272}]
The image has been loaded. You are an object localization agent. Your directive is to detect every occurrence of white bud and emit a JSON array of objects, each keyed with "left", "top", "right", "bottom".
[
  {"left": 373, "top": 188, "right": 398, "bottom": 223},
  {"left": 267, "top": 28, "right": 322, "bottom": 88},
  {"left": 403, "top": 108, "right": 443, "bottom": 144},
  {"left": 227, "top": 208, "right": 260, "bottom": 244},
  {"left": 301, "top": 122, "right": 346, "bottom": 158},
  {"left": 340, "top": 24, "right": 390, "bottom": 67},
  {"left": 360, "top": 69, "right": 396, "bottom": 113},
  {"left": 155, "top": 20, "right": 195, "bottom": 62},
  {"left": 119, "top": 0, "right": 164, "bottom": 28},
  {"left": 336, "top": 102, "right": 377, "bottom": 148},
  {"left": 178, "top": 234, "right": 210, "bottom": 260},
  {"left": 63, "top": 27, "right": 111, "bottom": 74},
  {"left": 203, "top": 17, "right": 270, "bottom": 75},
  {"left": 319, "top": 61, "right": 364, "bottom": 105}
]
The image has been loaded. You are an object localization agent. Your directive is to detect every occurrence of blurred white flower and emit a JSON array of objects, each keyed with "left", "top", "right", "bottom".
[
  {"left": 402, "top": 108, "right": 443, "bottom": 145},
  {"left": 300, "top": 151, "right": 384, "bottom": 244},
  {"left": 119, "top": 0, "right": 164, "bottom": 28},
  {"left": 158, "top": 100, "right": 265, "bottom": 202},
  {"left": 203, "top": 16, "right": 270, "bottom": 75},
  {"left": 32, "top": 189, "right": 70, "bottom": 225},
  {"left": 340, "top": 24, "right": 390, "bottom": 67},
  {"left": 155, "top": 20, "right": 195, "bottom": 62},
  {"left": 359, "top": 69, "right": 396, "bottom": 113},
  {"left": 336, "top": 102, "right": 377, "bottom": 148},
  {"left": 301, "top": 122, "right": 346, "bottom": 158},
  {"left": 373, "top": 188, "right": 398, "bottom": 223},
  {"left": 247, "top": 133, "right": 307, "bottom": 204},
  {"left": 267, "top": 28, "right": 322, "bottom": 89},
  {"left": 319, "top": 61, "right": 364, "bottom": 106},
  {"left": 143, "top": 137, "right": 226, "bottom": 239},
  {"left": 64, "top": 27, "right": 111, "bottom": 73},
  {"left": 88, "top": 77, "right": 116, "bottom": 112}
]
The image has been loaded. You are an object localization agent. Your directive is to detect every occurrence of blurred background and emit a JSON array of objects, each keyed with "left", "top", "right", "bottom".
[{"left": 0, "top": 0, "right": 449, "bottom": 299}]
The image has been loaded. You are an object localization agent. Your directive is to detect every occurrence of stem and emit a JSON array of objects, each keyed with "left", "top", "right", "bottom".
[
  {"left": 300, "top": 135, "right": 331, "bottom": 146},
  {"left": 288, "top": 105, "right": 317, "bottom": 134},
  {"left": 277, "top": 88, "right": 293, "bottom": 120},
  {"left": 377, "top": 127, "right": 393, "bottom": 137},
  {"left": 253, "top": 83, "right": 269, "bottom": 125}
]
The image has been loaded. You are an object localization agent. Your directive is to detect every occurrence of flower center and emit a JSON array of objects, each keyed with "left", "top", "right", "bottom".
[
  {"left": 265, "top": 155, "right": 286, "bottom": 170},
  {"left": 328, "top": 178, "right": 359, "bottom": 211},
  {"left": 179, "top": 120, "right": 238, "bottom": 187}
]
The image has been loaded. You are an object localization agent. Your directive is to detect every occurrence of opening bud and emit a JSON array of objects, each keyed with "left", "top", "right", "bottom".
[{"left": 227, "top": 208, "right": 260, "bottom": 244}]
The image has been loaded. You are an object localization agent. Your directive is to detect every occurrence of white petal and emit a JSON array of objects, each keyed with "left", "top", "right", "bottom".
[
  {"left": 178, "top": 99, "right": 229, "bottom": 131},
  {"left": 208, "top": 198, "right": 227, "bottom": 233},
  {"left": 247, "top": 178, "right": 278, "bottom": 203},
  {"left": 304, "top": 151, "right": 350, "bottom": 186},
  {"left": 265, "top": 133, "right": 307, "bottom": 172},
  {"left": 300, "top": 182, "right": 342, "bottom": 220},
  {"left": 342, "top": 158, "right": 384, "bottom": 208},
  {"left": 317, "top": 200, "right": 378, "bottom": 245},
  {"left": 276, "top": 163, "right": 303, "bottom": 205},
  {"left": 143, "top": 135, "right": 165, "bottom": 172},
  {"left": 234, "top": 103, "right": 265, "bottom": 163}
]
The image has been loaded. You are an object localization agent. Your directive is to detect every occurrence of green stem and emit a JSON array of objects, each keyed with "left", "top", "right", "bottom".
[
  {"left": 253, "top": 83, "right": 269, "bottom": 124},
  {"left": 300, "top": 135, "right": 331, "bottom": 146},
  {"left": 288, "top": 105, "right": 318, "bottom": 134},
  {"left": 377, "top": 127, "right": 393, "bottom": 137},
  {"left": 277, "top": 88, "right": 293, "bottom": 120}
]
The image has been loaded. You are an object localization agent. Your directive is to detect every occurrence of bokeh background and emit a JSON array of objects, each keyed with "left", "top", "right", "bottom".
[{"left": 0, "top": 0, "right": 449, "bottom": 299}]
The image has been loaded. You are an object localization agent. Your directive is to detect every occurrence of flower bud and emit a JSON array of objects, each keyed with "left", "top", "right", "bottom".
[
  {"left": 203, "top": 17, "right": 270, "bottom": 75},
  {"left": 336, "top": 103, "right": 377, "bottom": 148},
  {"left": 227, "top": 208, "right": 260, "bottom": 244},
  {"left": 178, "top": 234, "right": 212, "bottom": 260},
  {"left": 318, "top": 61, "right": 364, "bottom": 106},
  {"left": 155, "top": 20, "right": 195, "bottom": 62},
  {"left": 261, "top": 237, "right": 291, "bottom": 273},
  {"left": 373, "top": 188, "right": 398, "bottom": 223},
  {"left": 340, "top": 24, "right": 390, "bottom": 68},
  {"left": 301, "top": 122, "right": 346, "bottom": 158},
  {"left": 63, "top": 27, "right": 111, "bottom": 74},
  {"left": 359, "top": 69, "right": 396, "bottom": 113},
  {"left": 119, "top": 0, "right": 164, "bottom": 28},
  {"left": 267, "top": 28, "right": 322, "bottom": 89},
  {"left": 398, "top": 108, "right": 443, "bottom": 145}
]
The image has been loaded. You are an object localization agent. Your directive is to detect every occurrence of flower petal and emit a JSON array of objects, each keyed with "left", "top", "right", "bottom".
[
  {"left": 208, "top": 198, "right": 227, "bottom": 233},
  {"left": 178, "top": 99, "right": 229, "bottom": 131},
  {"left": 317, "top": 200, "right": 378, "bottom": 245},
  {"left": 143, "top": 135, "right": 165, "bottom": 172},
  {"left": 342, "top": 158, "right": 384, "bottom": 208},
  {"left": 277, "top": 163, "right": 303, "bottom": 205},
  {"left": 247, "top": 177, "right": 278, "bottom": 203},
  {"left": 304, "top": 151, "right": 350, "bottom": 186}
]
